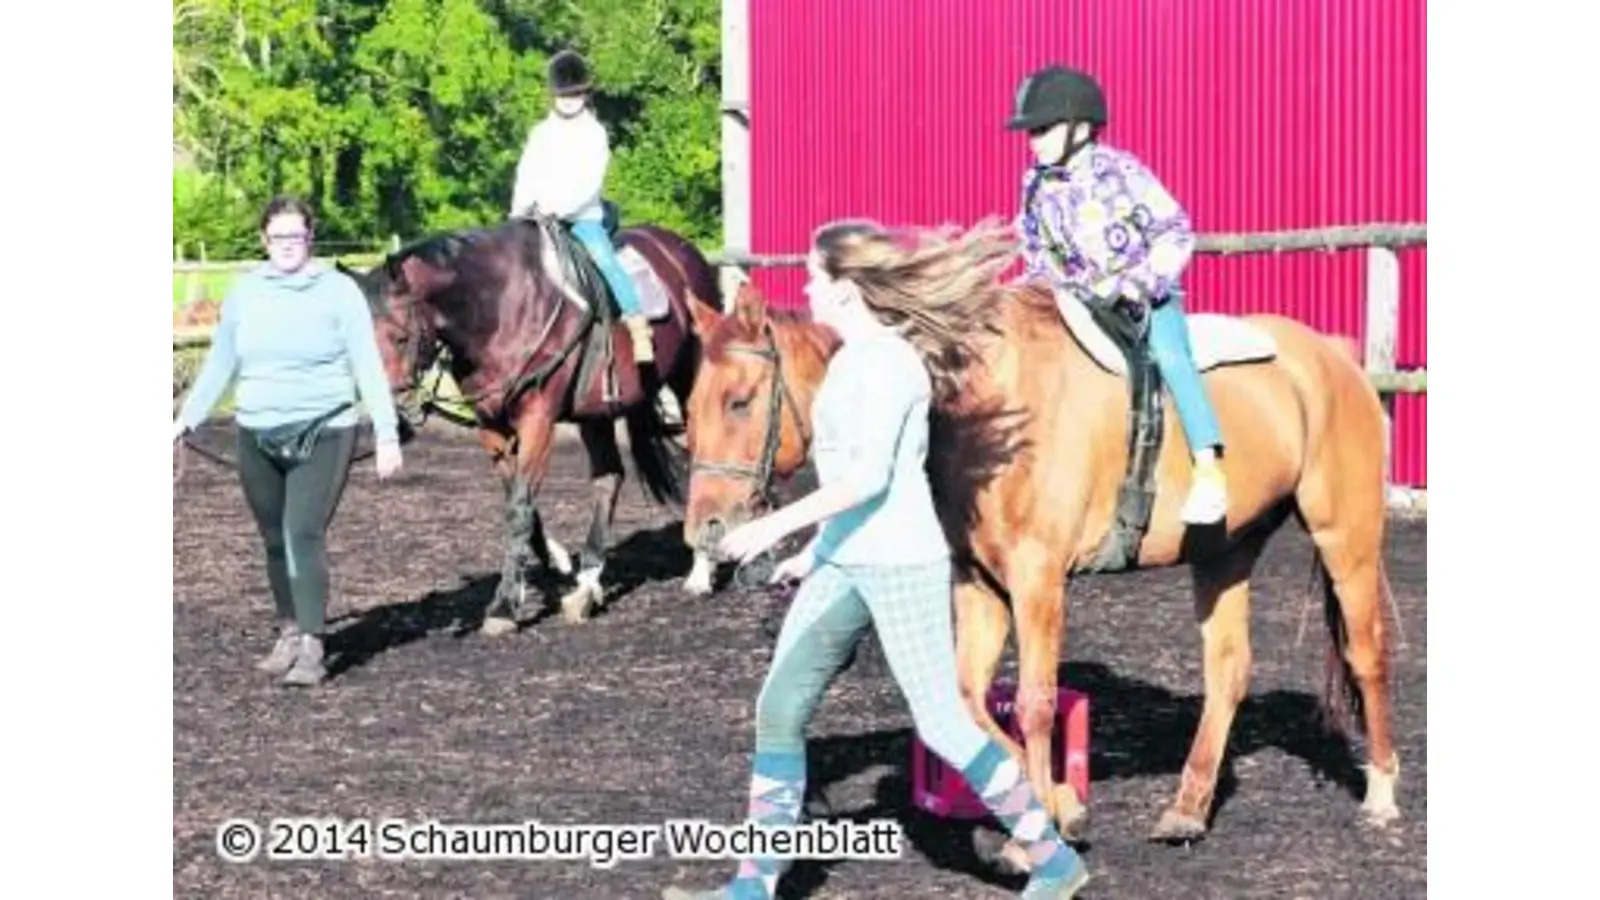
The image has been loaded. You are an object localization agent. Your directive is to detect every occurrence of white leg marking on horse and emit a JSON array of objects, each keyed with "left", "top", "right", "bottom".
[
  {"left": 1362, "top": 761, "right": 1401, "bottom": 826},
  {"left": 545, "top": 536, "right": 574, "bottom": 577},
  {"left": 684, "top": 551, "right": 716, "bottom": 596},
  {"left": 562, "top": 564, "right": 605, "bottom": 623}
]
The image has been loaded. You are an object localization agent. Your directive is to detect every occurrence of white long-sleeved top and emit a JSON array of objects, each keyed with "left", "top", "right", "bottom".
[{"left": 508, "top": 108, "right": 610, "bottom": 222}]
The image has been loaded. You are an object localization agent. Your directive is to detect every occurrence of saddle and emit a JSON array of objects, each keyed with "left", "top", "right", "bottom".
[
  {"left": 1053, "top": 291, "right": 1279, "bottom": 574},
  {"left": 512, "top": 200, "right": 670, "bottom": 419}
]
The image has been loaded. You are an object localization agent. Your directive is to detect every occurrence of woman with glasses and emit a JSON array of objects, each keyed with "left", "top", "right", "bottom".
[{"left": 173, "top": 196, "right": 403, "bottom": 687}]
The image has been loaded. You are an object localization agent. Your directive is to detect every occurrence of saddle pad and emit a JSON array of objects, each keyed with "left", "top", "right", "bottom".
[
  {"left": 534, "top": 218, "right": 673, "bottom": 323},
  {"left": 1053, "top": 290, "right": 1278, "bottom": 377},
  {"left": 618, "top": 246, "right": 673, "bottom": 321}
]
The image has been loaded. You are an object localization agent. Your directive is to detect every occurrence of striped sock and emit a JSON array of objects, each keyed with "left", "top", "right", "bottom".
[
  {"left": 726, "top": 749, "right": 806, "bottom": 900},
  {"left": 961, "top": 741, "right": 1080, "bottom": 879}
]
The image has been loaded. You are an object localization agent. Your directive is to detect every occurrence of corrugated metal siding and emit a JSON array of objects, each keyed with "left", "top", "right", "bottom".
[{"left": 748, "top": 0, "right": 1425, "bottom": 486}]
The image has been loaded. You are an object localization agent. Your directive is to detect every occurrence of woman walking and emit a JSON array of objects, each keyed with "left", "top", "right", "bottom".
[
  {"left": 173, "top": 196, "right": 402, "bottom": 686},
  {"left": 664, "top": 219, "right": 1090, "bottom": 899}
]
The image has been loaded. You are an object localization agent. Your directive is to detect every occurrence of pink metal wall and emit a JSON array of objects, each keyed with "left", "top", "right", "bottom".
[{"left": 747, "top": 0, "right": 1426, "bottom": 487}]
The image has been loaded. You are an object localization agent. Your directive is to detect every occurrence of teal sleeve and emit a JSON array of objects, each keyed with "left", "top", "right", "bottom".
[
  {"left": 335, "top": 276, "right": 401, "bottom": 446},
  {"left": 176, "top": 289, "right": 241, "bottom": 430}
]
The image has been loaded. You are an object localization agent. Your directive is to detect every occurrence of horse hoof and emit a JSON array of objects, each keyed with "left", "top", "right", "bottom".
[
  {"left": 481, "top": 616, "right": 518, "bottom": 637},
  {"left": 682, "top": 574, "right": 714, "bottom": 597},
  {"left": 1149, "top": 808, "right": 1208, "bottom": 844},
  {"left": 561, "top": 585, "right": 597, "bottom": 623},
  {"left": 1361, "top": 802, "right": 1401, "bottom": 829}
]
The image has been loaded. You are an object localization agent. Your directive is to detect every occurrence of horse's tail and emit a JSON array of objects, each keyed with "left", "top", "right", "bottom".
[
  {"left": 1314, "top": 551, "right": 1367, "bottom": 737},
  {"left": 624, "top": 397, "right": 689, "bottom": 508}
]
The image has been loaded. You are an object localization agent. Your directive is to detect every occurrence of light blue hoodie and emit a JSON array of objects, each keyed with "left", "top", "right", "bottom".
[{"left": 176, "top": 261, "right": 400, "bottom": 446}]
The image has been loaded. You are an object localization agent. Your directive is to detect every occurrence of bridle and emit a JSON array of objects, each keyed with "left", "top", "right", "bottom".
[
  {"left": 688, "top": 320, "right": 812, "bottom": 512},
  {"left": 376, "top": 278, "right": 446, "bottom": 426},
  {"left": 373, "top": 274, "right": 489, "bottom": 432}
]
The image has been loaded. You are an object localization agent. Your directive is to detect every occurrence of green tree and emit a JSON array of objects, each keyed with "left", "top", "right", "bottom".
[{"left": 172, "top": 0, "right": 724, "bottom": 255}]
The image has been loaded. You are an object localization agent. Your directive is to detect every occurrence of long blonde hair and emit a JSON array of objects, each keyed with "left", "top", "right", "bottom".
[{"left": 812, "top": 217, "right": 1015, "bottom": 399}]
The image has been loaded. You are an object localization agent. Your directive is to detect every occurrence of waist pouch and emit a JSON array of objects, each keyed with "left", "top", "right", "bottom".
[{"left": 253, "top": 402, "right": 354, "bottom": 465}]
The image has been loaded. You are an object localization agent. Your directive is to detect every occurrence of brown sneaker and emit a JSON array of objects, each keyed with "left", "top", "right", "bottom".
[
  {"left": 281, "top": 634, "right": 327, "bottom": 687},
  {"left": 255, "top": 622, "right": 301, "bottom": 675}
]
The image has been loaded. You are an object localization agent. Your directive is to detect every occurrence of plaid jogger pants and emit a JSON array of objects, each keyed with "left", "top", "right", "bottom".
[{"left": 754, "top": 558, "right": 989, "bottom": 770}]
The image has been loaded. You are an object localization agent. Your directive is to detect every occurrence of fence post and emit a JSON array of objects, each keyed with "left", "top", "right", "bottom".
[
  {"left": 720, "top": 0, "right": 751, "bottom": 313},
  {"left": 186, "top": 242, "right": 208, "bottom": 306},
  {"left": 1364, "top": 246, "right": 1401, "bottom": 504}
]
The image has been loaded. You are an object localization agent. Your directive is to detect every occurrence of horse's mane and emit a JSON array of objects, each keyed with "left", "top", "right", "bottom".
[{"left": 382, "top": 220, "right": 542, "bottom": 293}]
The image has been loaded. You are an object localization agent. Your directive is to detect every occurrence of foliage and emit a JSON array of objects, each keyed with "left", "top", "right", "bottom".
[{"left": 173, "top": 0, "right": 723, "bottom": 257}]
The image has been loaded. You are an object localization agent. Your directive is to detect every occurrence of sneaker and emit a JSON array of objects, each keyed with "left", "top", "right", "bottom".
[
  {"left": 1180, "top": 459, "right": 1228, "bottom": 525},
  {"left": 255, "top": 622, "right": 301, "bottom": 675},
  {"left": 282, "top": 634, "right": 327, "bottom": 687}
]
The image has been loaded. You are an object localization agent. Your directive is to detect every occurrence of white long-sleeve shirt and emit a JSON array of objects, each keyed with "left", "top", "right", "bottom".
[{"left": 508, "top": 108, "right": 610, "bottom": 222}]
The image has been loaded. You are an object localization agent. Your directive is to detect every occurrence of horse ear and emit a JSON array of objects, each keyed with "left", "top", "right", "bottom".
[
  {"left": 732, "top": 281, "right": 768, "bottom": 333},
  {"left": 687, "top": 294, "right": 724, "bottom": 337}
]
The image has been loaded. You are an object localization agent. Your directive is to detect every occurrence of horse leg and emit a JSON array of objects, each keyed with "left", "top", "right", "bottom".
[
  {"left": 954, "top": 576, "right": 1022, "bottom": 760},
  {"left": 1294, "top": 389, "right": 1401, "bottom": 827},
  {"left": 1150, "top": 528, "right": 1270, "bottom": 842},
  {"left": 665, "top": 347, "right": 718, "bottom": 599},
  {"left": 1006, "top": 540, "right": 1087, "bottom": 843},
  {"left": 954, "top": 574, "right": 1076, "bottom": 871},
  {"left": 481, "top": 399, "right": 560, "bottom": 637},
  {"left": 560, "top": 419, "right": 625, "bottom": 623},
  {"left": 481, "top": 426, "right": 572, "bottom": 578},
  {"left": 528, "top": 500, "right": 574, "bottom": 578},
  {"left": 1320, "top": 552, "right": 1400, "bottom": 826},
  {"left": 1300, "top": 512, "right": 1401, "bottom": 826}
]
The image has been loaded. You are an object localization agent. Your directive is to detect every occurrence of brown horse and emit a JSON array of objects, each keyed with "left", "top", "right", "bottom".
[
  {"left": 341, "top": 211, "right": 722, "bottom": 630},
  {"left": 680, "top": 279, "right": 1399, "bottom": 854}
]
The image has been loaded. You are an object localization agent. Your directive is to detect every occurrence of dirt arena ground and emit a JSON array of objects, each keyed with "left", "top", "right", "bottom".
[{"left": 173, "top": 422, "right": 1427, "bottom": 899}]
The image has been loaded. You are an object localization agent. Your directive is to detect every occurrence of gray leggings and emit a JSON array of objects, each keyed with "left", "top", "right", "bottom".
[
  {"left": 755, "top": 558, "right": 989, "bottom": 769},
  {"left": 236, "top": 425, "right": 357, "bottom": 635}
]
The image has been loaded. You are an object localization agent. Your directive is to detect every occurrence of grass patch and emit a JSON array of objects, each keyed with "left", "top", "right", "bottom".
[{"left": 172, "top": 254, "right": 389, "bottom": 309}]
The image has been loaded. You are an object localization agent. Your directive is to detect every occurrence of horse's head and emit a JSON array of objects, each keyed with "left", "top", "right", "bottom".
[
  {"left": 681, "top": 282, "right": 840, "bottom": 551},
  {"left": 338, "top": 254, "right": 447, "bottom": 418}
]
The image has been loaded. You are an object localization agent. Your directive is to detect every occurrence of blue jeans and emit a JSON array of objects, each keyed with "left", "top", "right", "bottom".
[
  {"left": 569, "top": 219, "right": 642, "bottom": 317},
  {"left": 1147, "top": 293, "right": 1224, "bottom": 452}
]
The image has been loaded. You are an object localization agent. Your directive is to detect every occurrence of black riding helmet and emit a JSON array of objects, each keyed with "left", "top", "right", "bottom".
[
  {"left": 1006, "top": 65, "right": 1107, "bottom": 133},
  {"left": 548, "top": 49, "right": 592, "bottom": 97}
]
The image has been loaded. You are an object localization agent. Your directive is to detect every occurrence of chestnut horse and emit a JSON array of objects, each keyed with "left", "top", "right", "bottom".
[
  {"left": 680, "top": 281, "right": 1399, "bottom": 854},
  {"left": 341, "top": 212, "right": 722, "bottom": 630}
]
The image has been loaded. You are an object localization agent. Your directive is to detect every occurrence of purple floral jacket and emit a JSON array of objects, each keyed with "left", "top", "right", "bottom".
[{"left": 1016, "top": 143, "right": 1196, "bottom": 305}]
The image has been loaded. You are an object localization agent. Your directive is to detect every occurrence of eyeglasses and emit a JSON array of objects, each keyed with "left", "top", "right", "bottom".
[{"left": 265, "top": 233, "right": 310, "bottom": 245}]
